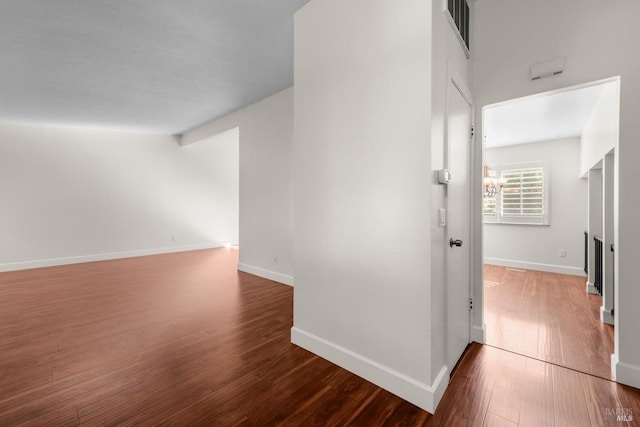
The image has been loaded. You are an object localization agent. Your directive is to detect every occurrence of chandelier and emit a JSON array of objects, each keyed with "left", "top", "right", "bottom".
[{"left": 483, "top": 165, "right": 507, "bottom": 198}]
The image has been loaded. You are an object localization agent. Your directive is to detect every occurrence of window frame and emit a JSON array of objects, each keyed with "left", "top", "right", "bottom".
[{"left": 483, "top": 161, "right": 550, "bottom": 226}]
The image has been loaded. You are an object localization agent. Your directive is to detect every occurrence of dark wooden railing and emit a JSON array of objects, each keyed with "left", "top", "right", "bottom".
[
  {"left": 611, "top": 243, "right": 615, "bottom": 315},
  {"left": 594, "top": 236, "right": 603, "bottom": 296}
]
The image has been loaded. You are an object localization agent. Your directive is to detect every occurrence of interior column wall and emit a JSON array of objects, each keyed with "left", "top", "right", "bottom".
[
  {"left": 292, "top": 0, "right": 439, "bottom": 412},
  {"left": 601, "top": 152, "right": 615, "bottom": 324}
]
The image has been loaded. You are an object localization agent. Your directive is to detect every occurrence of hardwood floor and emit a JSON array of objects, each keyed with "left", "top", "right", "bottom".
[
  {"left": 484, "top": 264, "right": 614, "bottom": 380},
  {"left": 0, "top": 250, "right": 637, "bottom": 425},
  {"left": 433, "top": 343, "right": 640, "bottom": 427}
]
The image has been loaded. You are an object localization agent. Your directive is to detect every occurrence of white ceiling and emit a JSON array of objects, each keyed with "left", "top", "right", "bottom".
[
  {"left": 483, "top": 84, "right": 605, "bottom": 149},
  {"left": 0, "top": 0, "right": 310, "bottom": 134}
]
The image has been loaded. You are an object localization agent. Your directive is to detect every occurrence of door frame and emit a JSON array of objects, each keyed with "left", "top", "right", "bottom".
[{"left": 475, "top": 75, "right": 621, "bottom": 359}]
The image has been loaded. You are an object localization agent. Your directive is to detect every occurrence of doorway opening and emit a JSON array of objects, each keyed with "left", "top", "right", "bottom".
[{"left": 480, "top": 78, "right": 620, "bottom": 380}]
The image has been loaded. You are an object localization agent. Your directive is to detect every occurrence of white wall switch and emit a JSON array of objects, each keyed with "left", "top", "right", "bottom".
[{"left": 559, "top": 249, "right": 566, "bottom": 257}]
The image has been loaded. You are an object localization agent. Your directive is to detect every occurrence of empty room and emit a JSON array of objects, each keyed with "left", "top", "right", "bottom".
[{"left": 1, "top": 0, "right": 639, "bottom": 426}]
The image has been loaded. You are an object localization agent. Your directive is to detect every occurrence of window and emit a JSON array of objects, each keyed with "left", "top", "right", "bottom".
[
  {"left": 502, "top": 167, "right": 544, "bottom": 217},
  {"left": 447, "top": 0, "right": 470, "bottom": 51},
  {"left": 483, "top": 196, "right": 497, "bottom": 216},
  {"left": 483, "top": 162, "right": 549, "bottom": 225}
]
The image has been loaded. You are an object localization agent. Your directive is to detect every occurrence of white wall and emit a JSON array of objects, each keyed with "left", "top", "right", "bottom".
[
  {"left": 181, "top": 88, "right": 294, "bottom": 285},
  {"left": 484, "top": 138, "right": 587, "bottom": 275},
  {"left": 0, "top": 123, "right": 238, "bottom": 271},
  {"left": 473, "top": 0, "right": 640, "bottom": 388},
  {"left": 292, "top": 0, "right": 438, "bottom": 412},
  {"left": 581, "top": 81, "right": 620, "bottom": 176}
]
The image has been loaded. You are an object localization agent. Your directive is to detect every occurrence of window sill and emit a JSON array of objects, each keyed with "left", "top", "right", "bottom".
[{"left": 484, "top": 221, "right": 550, "bottom": 226}]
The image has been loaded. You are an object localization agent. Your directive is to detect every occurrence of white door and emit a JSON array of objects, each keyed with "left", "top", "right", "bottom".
[{"left": 446, "top": 78, "right": 472, "bottom": 370}]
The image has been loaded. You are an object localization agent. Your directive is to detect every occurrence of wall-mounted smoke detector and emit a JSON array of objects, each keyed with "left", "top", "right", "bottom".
[{"left": 530, "top": 58, "right": 565, "bottom": 81}]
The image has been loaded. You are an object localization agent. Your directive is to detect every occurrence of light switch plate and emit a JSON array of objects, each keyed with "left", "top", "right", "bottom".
[{"left": 438, "top": 208, "right": 447, "bottom": 227}]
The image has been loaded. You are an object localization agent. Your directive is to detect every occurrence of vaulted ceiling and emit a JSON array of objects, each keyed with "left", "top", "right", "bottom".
[{"left": 0, "top": 0, "right": 310, "bottom": 134}]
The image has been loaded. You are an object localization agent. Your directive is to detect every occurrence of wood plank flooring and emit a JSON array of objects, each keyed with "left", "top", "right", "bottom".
[
  {"left": 484, "top": 264, "right": 614, "bottom": 380},
  {"left": 433, "top": 343, "right": 640, "bottom": 427},
  {"left": 0, "top": 249, "right": 637, "bottom": 425}
]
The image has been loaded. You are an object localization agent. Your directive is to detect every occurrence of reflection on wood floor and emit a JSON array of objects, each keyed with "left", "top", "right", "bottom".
[
  {"left": 484, "top": 264, "right": 614, "bottom": 380},
  {"left": 434, "top": 343, "right": 640, "bottom": 427}
]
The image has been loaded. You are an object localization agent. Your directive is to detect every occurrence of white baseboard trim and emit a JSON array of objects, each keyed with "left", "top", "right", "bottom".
[
  {"left": 471, "top": 323, "right": 486, "bottom": 343},
  {"left": 484, "top": 257, "right": 586, "bottom": 277},
  {"left": 0, "top": 243, "right": 223, "bottom": 273},
  {"left": 238, "top": 263, "right": 294, "bottom": 286},
  {"left": 291, "top": 327, "right": 448, "bottom": 413},
  {"left": 612, "top": 355, "right": 640, "bottom": 389},
  {"left": 586, "top": 281, "right": 599, "bottom": 294},
  {"left": 431, "top": 364, "right": 449, "bottom": 412},
  {"left": 600, "top": 306, "right": 614, "bottom": 325}
]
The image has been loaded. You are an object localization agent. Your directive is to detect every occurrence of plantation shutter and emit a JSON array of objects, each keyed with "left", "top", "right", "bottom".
[{"left": 501, "top": 167, "right": 544, "bottom": 218}]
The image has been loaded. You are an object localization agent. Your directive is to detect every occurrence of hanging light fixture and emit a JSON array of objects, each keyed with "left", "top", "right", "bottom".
[{"left": 483, "top": 164, "right": 507, "bottom": 198}]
